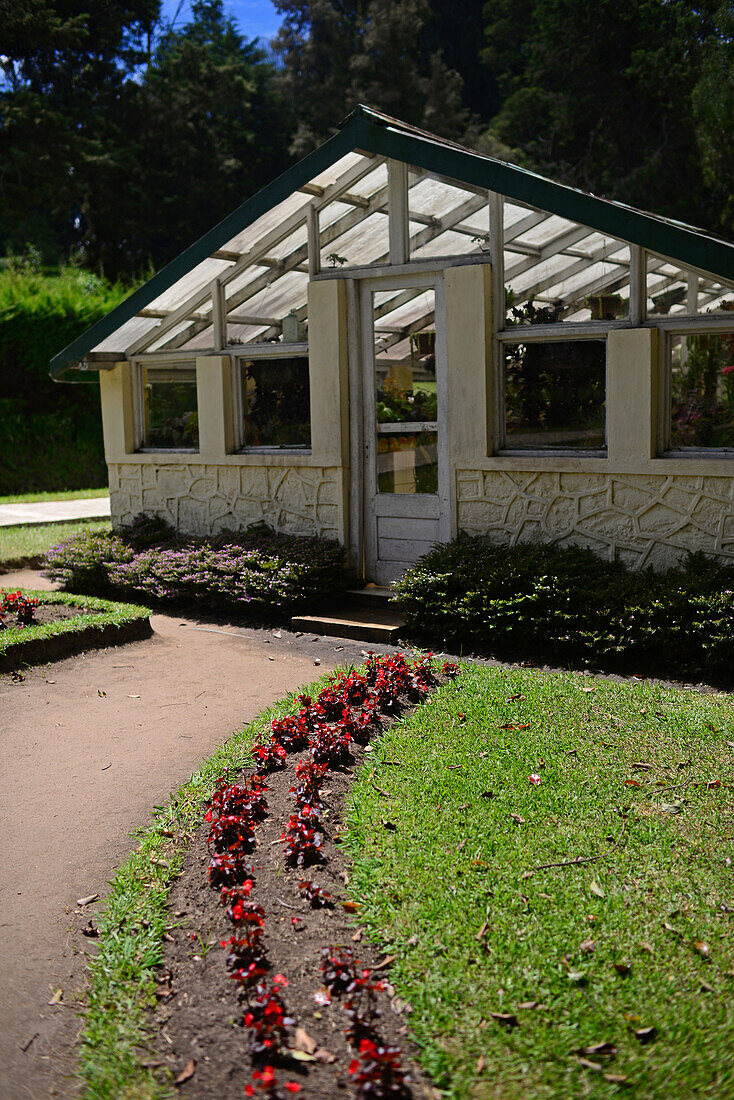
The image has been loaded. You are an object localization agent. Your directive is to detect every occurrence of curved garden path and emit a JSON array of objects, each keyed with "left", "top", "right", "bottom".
[{"left": 0, "top": 569, "right": 389, "bottom": 1099}]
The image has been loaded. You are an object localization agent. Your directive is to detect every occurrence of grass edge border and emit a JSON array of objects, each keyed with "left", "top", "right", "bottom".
[{"left": 0, "top": 590, "right": 151, "bottom": 670}]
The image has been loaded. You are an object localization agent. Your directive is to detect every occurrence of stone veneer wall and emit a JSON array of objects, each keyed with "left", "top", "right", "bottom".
[
  {"left": 456, "top": 470, "right": 734, "bottom": 570},
  {"left": 109, "top": 463, "right": 343, "bottom": 539}
]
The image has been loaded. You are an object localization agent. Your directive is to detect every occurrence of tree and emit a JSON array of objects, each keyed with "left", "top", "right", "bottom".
[
  {"left": 0, "top": 0, "right": 159, "bottom": 263},
  {"left": 272, "top": 0, "right": 473, "bottom": 154},
  {"left": 481, "top": 0, "right": 722, "bottom": 228},
  {"left": 86, "top": 0, "right": 293, "bottom": 274},
  {"left": 693, "top": 3, "right": 734, "bottom": 237}
]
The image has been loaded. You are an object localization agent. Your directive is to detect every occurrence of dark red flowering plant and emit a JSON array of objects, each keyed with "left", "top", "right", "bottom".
[
  {"left": 245, "top": 1064, "right": 302, "bottom": 1096},
  {"left": 243, "top": 977, "right": 295, "bottom": 1056},
  {"left": 298, "top": 880, "right": 334, "bottom": 908},
  {"left": 0, "top": 589, "right": 38, "bottom": 628},
  {"left": 280, "top": 807, "right": 324, "bottom": 866},
  {"left": 251, "top": 741, "right": 287, "bottom": 771},
  {"left": 348, "top": 1038, "right": 412, "bottom": 1099},
  {"left": 290, "top": 758, "right": 328, "bottom": 808},
  {"left": 208, "top": 851, "right": 254, "bottom": 888}
]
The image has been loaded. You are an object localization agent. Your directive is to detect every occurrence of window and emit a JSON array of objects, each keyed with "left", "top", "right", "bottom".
[
  {"left": 238, "top": 355, "right": 310, "bottom": 449},
  {"left": 502, "top": 337, "right": 606, "bottom": 451},
  {"left": 668, "top": 329, "right": 734, "bottom": 451},
  {"left": 139, "top": 364, "right": 198, "bottom": 450}
]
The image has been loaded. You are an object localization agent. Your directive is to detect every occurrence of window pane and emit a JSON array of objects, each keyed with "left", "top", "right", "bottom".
[
  {"left": 377, "top": 432, "right": 438, "bottom": 494},
  {"left": 504, "top": 339, "right": 606, "bottom": 450},
  {"left": 143, "top": 366, "right": 198, "bottom": 449},
  {"left": 670, "top": 331, "right": 734, "bottom": 449},
  {"left": 242, "top": 356, "right": 310, "bottom": 448}
]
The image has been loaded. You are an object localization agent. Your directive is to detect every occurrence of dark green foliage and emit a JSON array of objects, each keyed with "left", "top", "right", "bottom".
[
  {"left": 89, "top": 0, "right": 293, "bottom": 275},
  {"left": 482, "top": 0, "right": 721, "bottom": 228},
  {"left": 272, "top": 0, "right": 475, "bottom": 155},
  {"left": 692, "top": 4, "right": 734, "bottom": 238},
  {"left": 0, "top": 262, "right": 129, "bottom": 492},
  {"left": 44, "top": 516, "right": 347, "bottom": 618},
  {"left": 1, "top": 0, "right": 292, "bottom": 277},
  {"left": 393, "top": 536, "right": 734, "bottom": 683}
]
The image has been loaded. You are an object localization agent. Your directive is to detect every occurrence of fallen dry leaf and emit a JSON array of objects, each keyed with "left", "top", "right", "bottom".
[
  {"left": 589, "top": 880, "right": 606, "bottom": 898},
  {"left": 517, "top": 1001, "right": 541, "bottom": 1010},
  {"left": 372, "top": 954, "right": 397, "bottom": 971},
  {"left": 574, "top": 1042, "right": 617, "bottom": 1059},
  {"left": 341, "top": 900, "right": 359, "bottom": 913},
  {"left": 76, "top": 893, "right": 99, "bottom": 907},
  {"left": 489, "top": 1012, "right": 519, "bottom": 1028},
  {"left": 476, "top": 1054, "right": 485, "bottom": 1073},
  {"left": 639, "top": 941, "right": 654, "bottom": 955},
  {"left": 567, "top": 970, "right": 587, "bottom": 984},
  {"left": 48, "top": 988, "right": 63, "bottom": 1006},
  {"left": 510, "top": 813, "right": 525, "bottom": 824},
  {"left": 174, "top": 1059, "right": 196, "bottom": 1086},
  {"left": 313, "top": 1047, "right": 337, "bottom": 1064},
  {"left": 475, "top": 921, "right": 488, "bottom": 942},
  {"left": 581, "top": 685, "right": 596, "bottom": 693},
  {"left": 577, "top": 1057, "right": 603, "bottom": 1072},
  {"left": 579, "top": 939, "right": 596, "bottom": 954},
  {"left": 635, "top": 1026, "right": 657, "bottom": 1044},
  {"left": 692, "top": 940, "right": 711, "bottom": 959},
  {"left": 293, "top": 1027, "right": 318, "bottom": 1055},
  {"left": 604, "top": 1073, "right": 629, "bottom": 1084}
]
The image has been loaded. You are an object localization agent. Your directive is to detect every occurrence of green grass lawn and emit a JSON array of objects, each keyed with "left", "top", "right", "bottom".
[
  {"left": 346, "top": 663, "right": 734, "bottom": 1099},
  {"left": 0, "top": 518, "right": 111, "bottom": 570},
  {"left": 0, "top": 488, "right": 108, "bottom": 505}
]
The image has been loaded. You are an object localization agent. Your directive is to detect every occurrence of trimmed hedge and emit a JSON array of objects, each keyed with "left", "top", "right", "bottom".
[
  {"left": 44, "top": 516, "right": 348, "bottom": 618},
  {"left": 392, "top": 535, "right": 734, "bottom": 683},
  {"left": 0, "top": 590, "right": 151, "bottom": 670}
]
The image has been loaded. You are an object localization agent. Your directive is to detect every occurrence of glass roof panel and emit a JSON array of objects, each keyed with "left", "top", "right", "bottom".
[
  {"left": 410, "top": 230, "right": 478, "bottom": 260},
  {"left": 520, "top": 214, "right": 581, "bottom": 248},
  {"left": 147, "top": 257, "right": 232, "bottom": 313},
  {"left": 346, "top": 160, "right": 388, "bottom": 198},
  {"left": 92, "top": 315, "right": 155, "bottom": 353},
  {"left": 323, "top": 211, "right": 389, "bottom": 266},
  {"left": 308, "top": 151, "right": 371, "bottom": 189},
  {"left": 409, "top": 175, "right": 478, "bottom": 221}
]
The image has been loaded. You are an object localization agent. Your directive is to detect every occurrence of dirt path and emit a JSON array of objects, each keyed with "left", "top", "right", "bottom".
[{"left": 0, "top": 570, "right": 392, "bottom": 1100}]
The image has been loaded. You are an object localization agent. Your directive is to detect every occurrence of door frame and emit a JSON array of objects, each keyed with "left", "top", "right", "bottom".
[{"left": 350, "top": 270, "right": 451, "bottom": 583}]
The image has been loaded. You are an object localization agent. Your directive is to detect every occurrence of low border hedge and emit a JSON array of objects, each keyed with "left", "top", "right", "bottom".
[
  {"left": 0, "top": 590, "right": 152, "bottom": 670},
  {"left": 392, "top": 536, "right": 734, "bottom": 684}
]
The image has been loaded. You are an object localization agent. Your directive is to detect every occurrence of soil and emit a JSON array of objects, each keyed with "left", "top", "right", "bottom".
[
  {"left": 150, "top": 701, "right": 435, "bottom": 1100},
  {"left": 7, "top": 602, "right": 88, "bottom": 629}
]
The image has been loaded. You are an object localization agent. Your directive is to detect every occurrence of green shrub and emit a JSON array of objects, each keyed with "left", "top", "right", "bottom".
[
  {"left": 44, "top": 516, "right": 347, "bottom": 618},
  {"left": 392, "top": 536, "right": 734, "bottom": 682},
  {"left": 0, "top": 263, "right": 130, "bottom": 493}
]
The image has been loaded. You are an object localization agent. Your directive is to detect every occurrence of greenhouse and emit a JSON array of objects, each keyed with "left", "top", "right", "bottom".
[{"left": 51, "top": 105, "right": 734, "bottom": 581}]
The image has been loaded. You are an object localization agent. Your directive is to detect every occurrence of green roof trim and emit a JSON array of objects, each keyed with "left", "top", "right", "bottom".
[{"left": 50, "top": 104, "right": 734, "bottom": 379}]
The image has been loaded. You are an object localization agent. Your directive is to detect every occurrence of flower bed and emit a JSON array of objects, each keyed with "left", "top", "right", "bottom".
[
  {"left": 43, "top": 516, "right": 347, "bottom": 619},
  {"left": 392, "top": 536, "right": 734, "bottom": 683},
  {"left": 0, "top": 589, "right": 152, "bottom": 670},
  {"left": 195, "top": 652, "right": 453, "bottom": 1098},
  {"left": 76, "top": 652, "right": 456, "bottom": 1098}
]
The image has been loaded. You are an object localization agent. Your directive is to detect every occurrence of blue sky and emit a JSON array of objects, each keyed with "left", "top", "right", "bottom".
[{"left": 160, "top": 0, "right": 282, "bottom": 42}]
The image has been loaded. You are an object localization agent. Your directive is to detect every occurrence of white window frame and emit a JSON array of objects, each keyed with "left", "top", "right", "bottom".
[
  {"left": 656, "top": 315, "right": 734, "bottom": 458},
  {"left": 132, "top": 358, "right": 200, "bottom": 454},
  {"left": 231, "top": 342, "right": 312, "bottom": 454},
  {"left": 496, "top": 322, "right": 613, "bottom": 457}
]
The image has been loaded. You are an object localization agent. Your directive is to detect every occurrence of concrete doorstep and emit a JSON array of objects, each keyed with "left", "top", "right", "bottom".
[{"left": 292, "top": 586, "right": 406, "bottom": 643}]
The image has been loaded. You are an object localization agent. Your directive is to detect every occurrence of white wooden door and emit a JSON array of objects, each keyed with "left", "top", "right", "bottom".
[{"left": 360, "top": 274, "right": 450, "bottom": 584}]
